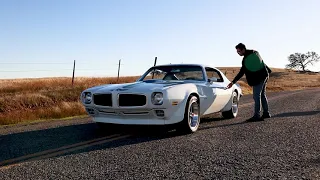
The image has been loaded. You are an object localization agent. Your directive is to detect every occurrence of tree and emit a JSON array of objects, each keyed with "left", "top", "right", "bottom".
[{"left": 286, "top": 51, "right": 319, "bottom": 72}]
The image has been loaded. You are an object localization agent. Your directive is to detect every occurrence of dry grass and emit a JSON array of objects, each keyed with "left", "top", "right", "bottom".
[
  {"left": 0, "top": 76, "right": 138, "bottom": 125},
  {"left": 0, "top": 68, "right": 319, "bottom": 126}
]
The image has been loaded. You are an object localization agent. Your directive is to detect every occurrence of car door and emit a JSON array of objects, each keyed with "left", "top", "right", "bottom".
[{"left": 203, "top": 67, "right": 231, "bottom": 114}]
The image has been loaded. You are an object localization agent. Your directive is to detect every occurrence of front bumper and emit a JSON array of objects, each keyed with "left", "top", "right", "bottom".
[{"left": 84, "top": 104, "right": 186, "bottom": 125}]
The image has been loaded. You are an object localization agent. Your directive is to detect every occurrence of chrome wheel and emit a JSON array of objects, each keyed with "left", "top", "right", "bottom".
[
  {"left": 222, "top": 91, "right": 239, "bottom": 119},
  {"left": 177, "top": 95, "right": 200, "bottom": 134},
  {"left": 188, "top": 97, "right": 200, "bottom": 132},
  {"left": 231, "top": 92, "right": 239, "bottom": 116}
]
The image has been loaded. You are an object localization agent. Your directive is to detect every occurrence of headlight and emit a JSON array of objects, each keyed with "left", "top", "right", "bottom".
[
  {"left": 151, "top": 92, "right": 163, "bottom": 105},
  {"left": 82, "top": 92, "right": 92, "bottom": 104}
]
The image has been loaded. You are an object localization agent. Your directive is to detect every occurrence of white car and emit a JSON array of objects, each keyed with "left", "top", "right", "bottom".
[{"left": 80, "top": 64, "right": 242, "bottom": 133}]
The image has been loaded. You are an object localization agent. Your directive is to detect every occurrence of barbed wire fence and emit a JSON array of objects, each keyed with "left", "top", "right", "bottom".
[{"left": 0, "top": 57, "right": 159, "bottom": 86}]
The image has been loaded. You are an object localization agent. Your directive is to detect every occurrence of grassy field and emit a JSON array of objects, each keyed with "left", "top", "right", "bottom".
[{"left": 0, "top": 67, "right": 319, "bottom": 126}]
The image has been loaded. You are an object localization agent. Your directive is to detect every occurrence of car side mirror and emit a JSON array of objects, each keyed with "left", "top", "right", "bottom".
[{"left": 208, "top": 77, "right": 218, "bottom": 83}]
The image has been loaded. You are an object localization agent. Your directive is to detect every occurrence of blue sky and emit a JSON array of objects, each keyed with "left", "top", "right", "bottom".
[{"left": 0, "top": 0, "right": 319, "bottom": 79}]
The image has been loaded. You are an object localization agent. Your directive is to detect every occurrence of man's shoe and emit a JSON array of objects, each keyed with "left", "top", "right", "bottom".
[
  {"left": 246, "top": 116, "right": 263, "bottom": 122},
  {"left": 262, "top": 113, "right": 271, "bottom": 119}
]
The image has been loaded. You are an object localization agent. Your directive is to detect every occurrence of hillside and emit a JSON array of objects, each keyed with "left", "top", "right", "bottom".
[{"left": 0, "top": 67, "right": 319, "bottom": 126}]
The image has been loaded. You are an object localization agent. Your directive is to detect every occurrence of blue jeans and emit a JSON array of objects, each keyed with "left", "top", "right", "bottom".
[{"left": 253, "top": 77, "right": 270, "bottom": 118}]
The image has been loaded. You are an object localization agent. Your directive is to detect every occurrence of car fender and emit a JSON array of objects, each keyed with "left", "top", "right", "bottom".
[
  {"left": 164, "top": 83, "right": 200, "bottom": 113},
  {"left": 221, "top": 85, "right": 241, "bottom": 112}
]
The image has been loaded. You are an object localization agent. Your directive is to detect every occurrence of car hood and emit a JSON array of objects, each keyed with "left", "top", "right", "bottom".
[{"left": 86, "top": 81, "right": 189, "bottom": 94}]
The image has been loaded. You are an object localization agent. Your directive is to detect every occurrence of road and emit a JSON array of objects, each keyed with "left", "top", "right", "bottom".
[{"left": 0, "top": 88, "right": 319, "bottom": 179}]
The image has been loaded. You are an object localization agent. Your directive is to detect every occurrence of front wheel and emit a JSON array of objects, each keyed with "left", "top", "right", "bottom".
[
  {"left": 222, "top": 91, "right": 239, "bottom": 119},
  {"left": 176, "top": 95, "right": 200, "bottom": 134}
]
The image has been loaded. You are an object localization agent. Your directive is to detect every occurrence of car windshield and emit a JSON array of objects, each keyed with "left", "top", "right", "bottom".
[{"left": 139, "top": 65, "right": 205, "bottom": 81}]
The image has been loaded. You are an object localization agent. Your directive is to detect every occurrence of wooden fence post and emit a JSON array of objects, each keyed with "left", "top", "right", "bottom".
[
  {"left": 72, "top": 60, "right": 75, "bottom": 86},
  {"left": 152, "top": 57, "right": 157, "bottom": 79},
  {"left": 117, "top": 59, "right": 121, "bottom": 83}
]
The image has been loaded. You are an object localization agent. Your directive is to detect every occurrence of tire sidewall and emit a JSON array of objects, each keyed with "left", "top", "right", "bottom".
[
  {"left": 231, "top": 91, "right": 239, "bottom": 117},
  {"left": 184, "top": 95, "right": 200, "bottom": 133}
]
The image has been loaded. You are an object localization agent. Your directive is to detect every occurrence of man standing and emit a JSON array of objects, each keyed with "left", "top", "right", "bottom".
[{"left": 226, "top": 43, "right": 272, "bottom": 121}]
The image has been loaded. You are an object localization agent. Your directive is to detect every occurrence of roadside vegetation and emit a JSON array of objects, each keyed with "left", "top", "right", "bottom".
[{"left": 0, "top": 68, "right": 319, "bottom": 126}]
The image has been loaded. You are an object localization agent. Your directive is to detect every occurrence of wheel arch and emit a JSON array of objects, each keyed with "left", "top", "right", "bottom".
[
  {"left": 182, "top": 92, "right": 200, "bottom": 117},
  {"left": 234, "top": 88, "right": 239, "bottom": 97},
  {"left": 221, "top": 89, "right": 238, "bottom": 112},
  {"left": 189, "top": 92, "right": 200, "bottom": 102}
]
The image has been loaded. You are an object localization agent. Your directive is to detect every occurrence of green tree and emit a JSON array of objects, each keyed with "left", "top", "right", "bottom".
[{"left": 286, "top": 51, "right": 319, "bottom": 71}]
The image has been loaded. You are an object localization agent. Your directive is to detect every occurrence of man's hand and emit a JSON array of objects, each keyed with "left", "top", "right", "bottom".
[{"left": 226, "top": 82, "right": 233, "bottom": 89}]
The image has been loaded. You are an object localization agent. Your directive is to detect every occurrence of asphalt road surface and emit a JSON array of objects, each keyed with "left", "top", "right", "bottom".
[{"left": 0, "top": 88, "right": 319, "bottom": 179}]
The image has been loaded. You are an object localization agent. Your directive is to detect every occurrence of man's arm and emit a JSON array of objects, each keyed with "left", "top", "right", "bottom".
[
  {"left": 231, "top": 66, "right": 245, "bottom": 84},
  {"left": 226, "top": 67, "right": 245, "bottom": 89}
]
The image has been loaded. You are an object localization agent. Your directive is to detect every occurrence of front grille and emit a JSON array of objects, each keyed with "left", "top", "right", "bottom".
[
  {"left": 118, "top": 94, "right": 146, "bottom": 106},
  {"left": 93, "top": 94, "right": 112, "bottom": 106}
]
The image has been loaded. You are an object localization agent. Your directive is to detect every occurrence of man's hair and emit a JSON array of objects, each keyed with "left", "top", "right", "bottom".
[{"left": 235, "top": 43, "right": 246, "bottom": 50}]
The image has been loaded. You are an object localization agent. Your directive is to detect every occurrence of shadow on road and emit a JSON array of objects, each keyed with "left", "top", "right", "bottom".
[
  {"left": 0, "top": 111, "right": 256, "bottom": 168},
  {"left": 273, "top": 110, "right": 320, "bottom": 118},
  {"left": 0, "top": 122, "right": 184, "bottom": 167},
  {"left": 0, "top": 115, "right": 239, "bottom": 167},
  {"left": 199, "top": 120, "right": 248, "bottom": 131},
  {"left": 309, "top": 156, "right": 320, "bottom": 166}
]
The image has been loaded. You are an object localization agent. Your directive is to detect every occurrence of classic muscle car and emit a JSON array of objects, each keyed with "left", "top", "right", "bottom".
[{"left": 80, "top": 64, "right": 242, "bottom": 133}]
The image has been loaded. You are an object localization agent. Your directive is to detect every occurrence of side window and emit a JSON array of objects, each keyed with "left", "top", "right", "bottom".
[{"left": 205, "top": 67, "right": 223, "bottom": 82}]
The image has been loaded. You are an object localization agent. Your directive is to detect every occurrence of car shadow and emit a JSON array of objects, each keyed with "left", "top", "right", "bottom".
[
  {"left": 201, "top": 113, "right": 225, "bottom": 122},
  {"left": 199, "top": 120, "right": 248, "bottom": 131},
  {"left": 273, "top": 110, "right": 320, "bottom": 118},
  {"left": 0, "top": 122, "right": 181, "bottom": 167},
  {"left": 309, "top": 156, "right": 320, "bottom": 166},
  {"left": 0, "top": 115, "right": 250, "bottom": 167}
]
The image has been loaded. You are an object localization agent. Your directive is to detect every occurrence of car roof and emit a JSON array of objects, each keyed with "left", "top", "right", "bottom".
[{"left": 153, "top": 63, "right": 216, "bottom": 69}]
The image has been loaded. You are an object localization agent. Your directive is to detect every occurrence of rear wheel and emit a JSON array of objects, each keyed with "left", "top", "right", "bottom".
[
  {"left": 176, "top": 95, "right": 200, "bottom": 134},
  {"left": 222, "top": 91, "right": 239, "bottom": 119}
]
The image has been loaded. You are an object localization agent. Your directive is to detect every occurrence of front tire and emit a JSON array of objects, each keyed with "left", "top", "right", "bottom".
[
  {"left": 176, "top": 95, "right": 200, "bottom": 134},
  {"left": 222, "top": 91, "right": 239, "bottom": 119}
]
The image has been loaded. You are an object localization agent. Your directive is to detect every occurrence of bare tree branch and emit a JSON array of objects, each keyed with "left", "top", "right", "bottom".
[{"left": 286, "top": 51, "right": 319, "bottom": 72}]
